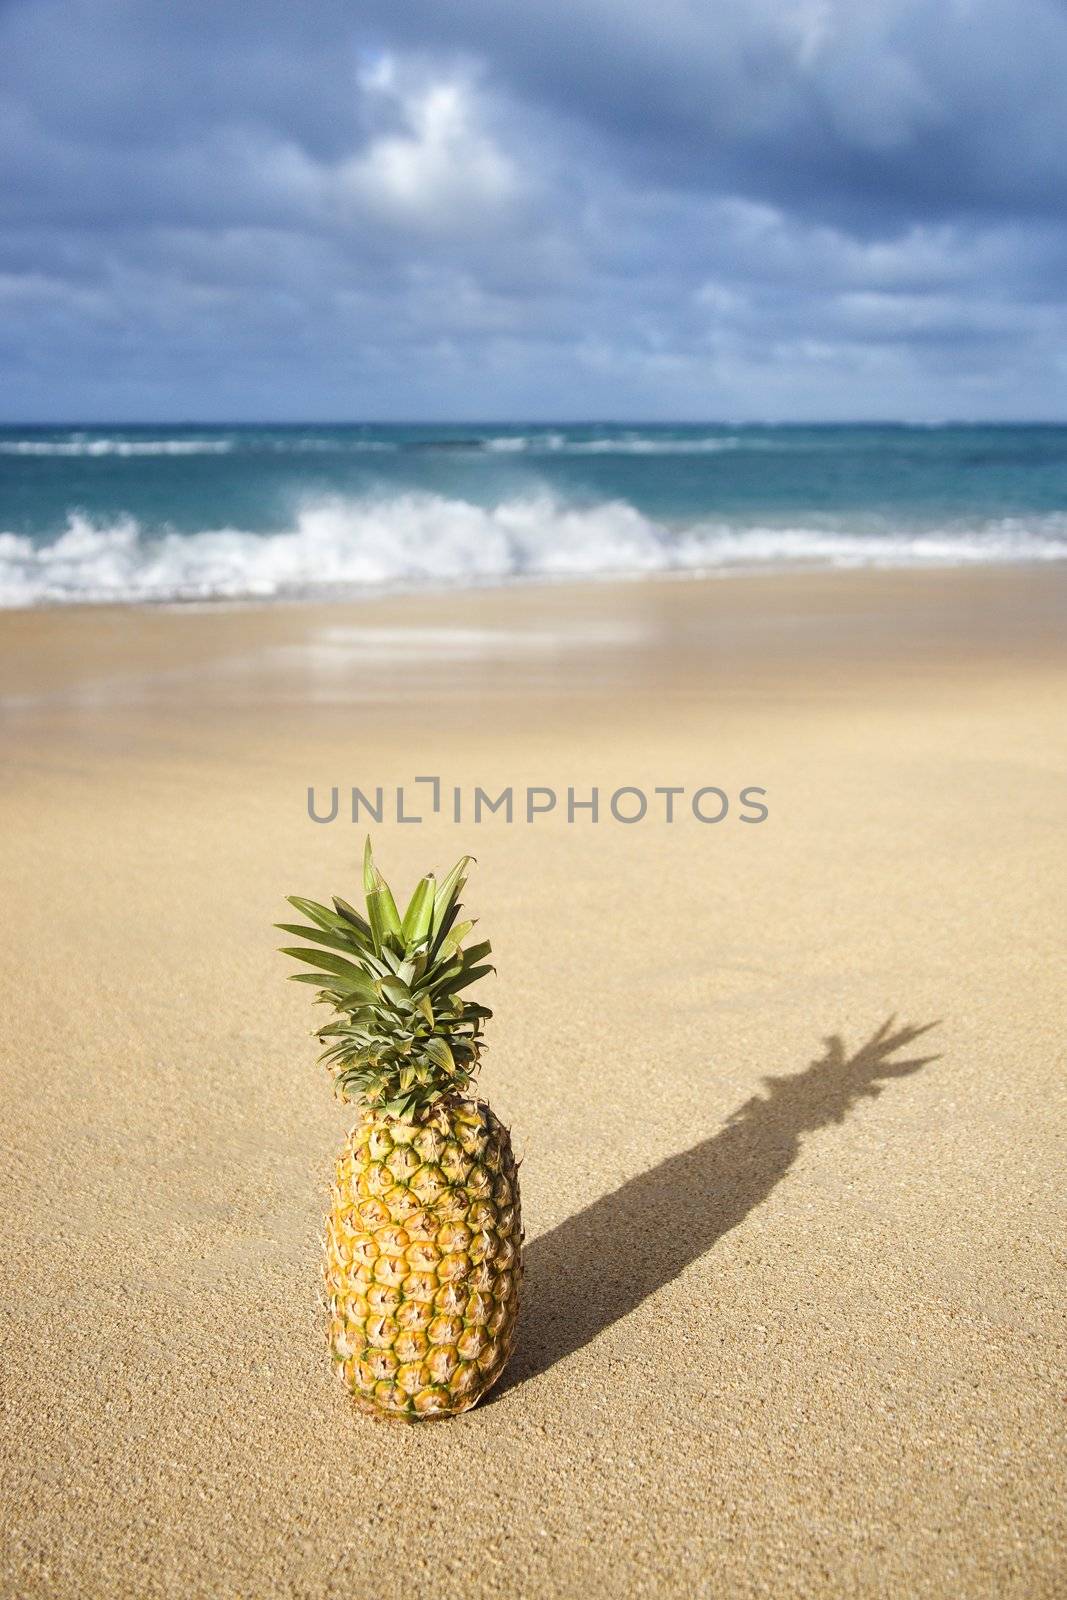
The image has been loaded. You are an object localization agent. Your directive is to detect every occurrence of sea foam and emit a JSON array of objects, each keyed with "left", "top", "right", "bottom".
[
  {"left": 0, "top": 437, "right": 237, "bottom": 457},
  {"left": 480, "top": 433, "right": 749, "bottom": 454},
  {"left": 2, "top": 493, "right": 1066, "bottom": 607}
]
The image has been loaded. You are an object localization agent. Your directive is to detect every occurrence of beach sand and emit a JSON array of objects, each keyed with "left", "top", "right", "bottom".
[{"left": 2, "top": 565, "right": 1065, "bottom": 1598}]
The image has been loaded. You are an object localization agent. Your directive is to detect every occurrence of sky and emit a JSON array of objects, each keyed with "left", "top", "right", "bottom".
[{"left": 1, "top": 0, "right": 1066, "bottom": 422}]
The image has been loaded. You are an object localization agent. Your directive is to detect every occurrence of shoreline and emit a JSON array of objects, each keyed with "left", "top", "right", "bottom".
[{"left": 3, "top": 546, "right": 1067, "bottom": 621}]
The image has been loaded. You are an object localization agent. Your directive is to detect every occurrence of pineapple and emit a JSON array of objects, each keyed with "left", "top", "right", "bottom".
[{"left": 278, "top": 839, "right": 521, "bottom": 1419}]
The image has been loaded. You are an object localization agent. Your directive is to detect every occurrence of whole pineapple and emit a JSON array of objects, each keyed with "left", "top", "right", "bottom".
[{"left": 279, "top": 839, "right": 521, "bottom": 1419}]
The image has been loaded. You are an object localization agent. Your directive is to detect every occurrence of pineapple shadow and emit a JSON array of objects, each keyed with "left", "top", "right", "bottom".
[{"left": 496, "top": 1016, "right": 939, "bottom": 1398}]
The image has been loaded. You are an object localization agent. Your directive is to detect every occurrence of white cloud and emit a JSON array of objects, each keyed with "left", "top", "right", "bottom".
[{"left": 343, "top": 58, "right": 518, "bottom": 229}]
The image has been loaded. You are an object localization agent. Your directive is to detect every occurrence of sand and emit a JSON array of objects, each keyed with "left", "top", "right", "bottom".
[{"left": 1, "top": 565, "right": 1065, "bottom": 1598}]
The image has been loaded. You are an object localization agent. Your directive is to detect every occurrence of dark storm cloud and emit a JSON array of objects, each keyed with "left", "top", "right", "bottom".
[
  {"left": 360, "top": 0, "right": 1067, "bottom": 222},
  {"left": 1, "top": 0, "right": 1065, "bottom": 419}
]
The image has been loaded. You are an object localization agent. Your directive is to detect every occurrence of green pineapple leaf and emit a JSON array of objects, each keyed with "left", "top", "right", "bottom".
[
  {"left": 423, "top": 1037, "right": 456, "bottom": 1074},
  {"left": 432, "top": 855, "right": 472, "bottom": 934},
  {"left": 437, "top": 918, "right": 475, "bottom": 958},
  {"left": 286, "top": 895, "right": 351, "bottom": 932},
  {"left": 365, "top": 875, "right": 402, "bottom": 953},
  {"left": 452, "top": 964, "right": 494, "bottom": 992},
  {"left": 401, "top": 874, "right": 436, "bottom": 946},
  {"left": 459, "top": 939, "right": 492, "bottom": 969},
  {"left": 332, "top": 896, "right": 374, "bottom": 939},
  {"left": 278, "top": 946, "right": 369, "bottom": 981},
  {"left": 378, "top": 975, "right": 412, "bottom": 1007},
  {"left": 275, "top": 922, "right": 364, "bottom": 956}
]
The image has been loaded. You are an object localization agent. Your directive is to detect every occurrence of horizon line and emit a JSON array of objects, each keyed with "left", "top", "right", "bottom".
[{"left": 3, "top": 417, "right": 1067, "bottom": 430}]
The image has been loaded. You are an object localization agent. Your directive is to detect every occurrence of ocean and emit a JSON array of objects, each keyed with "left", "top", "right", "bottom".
[{"left": 1, "top": 422, "right": 1066, "bottom": 607}]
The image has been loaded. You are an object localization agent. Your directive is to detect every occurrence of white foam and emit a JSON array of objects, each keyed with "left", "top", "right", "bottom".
[
  {"left": 0, "top": 431, "right": 762, "bottom": 458},
  {"left": 480, "top": 433, "right": 747, "bottom": 455},
  {"left": 482, "top": 432, "right": 567, "bottom": 453},
  {"left": 1, "top": 495, "right": 1065, "bottom": 607},
  {"left": 567, "top": 435, "right": 748, "bottom": 455},
  {"left": 0, "top": 436, "right": 241, "bottom": 457}
]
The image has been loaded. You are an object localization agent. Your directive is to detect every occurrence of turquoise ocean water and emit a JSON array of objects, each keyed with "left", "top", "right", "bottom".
[{"left": 1, "top": 422, "right": 1065, "bottom": 605}]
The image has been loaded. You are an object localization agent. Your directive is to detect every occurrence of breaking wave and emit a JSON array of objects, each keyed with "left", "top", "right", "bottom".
[
  {"left": 479, "top": 433, "right": 751, "bottom": 454},
  {"left": 0, "top": 434, "right": 400, "bottom": 456},
  {"left": 0, "top": 430, "right": 763, "bottom": 459},
  {"left": 0, "top": 436, "right": 237, "bottom": 457},
  {"left": 2, "top": 492, "right": 1066, "bottom": 608}
]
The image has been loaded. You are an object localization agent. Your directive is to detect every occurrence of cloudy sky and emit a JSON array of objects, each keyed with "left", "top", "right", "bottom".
[{"left": 2, "top": 0, "right": 1066, "bottom": 421}]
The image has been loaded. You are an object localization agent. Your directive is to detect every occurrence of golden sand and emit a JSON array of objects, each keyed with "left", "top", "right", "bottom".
[{"left": 2, "top": 566, "right": 1065, "bottom": 1597}]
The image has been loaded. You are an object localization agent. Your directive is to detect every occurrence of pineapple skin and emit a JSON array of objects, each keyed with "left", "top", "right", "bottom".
[{"left": 325, "top": 1098, "right": 521, "bottom": 1419}]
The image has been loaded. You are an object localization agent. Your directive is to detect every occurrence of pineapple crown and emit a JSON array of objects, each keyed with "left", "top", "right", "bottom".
[{"left": 277, "top": 838, "right": 493, "bottom": 1120}]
